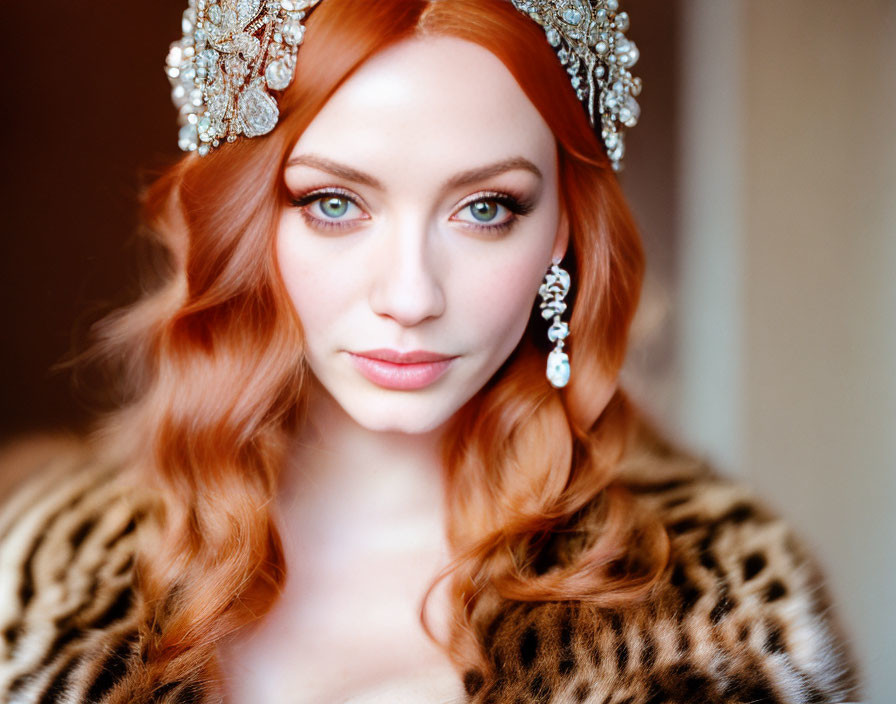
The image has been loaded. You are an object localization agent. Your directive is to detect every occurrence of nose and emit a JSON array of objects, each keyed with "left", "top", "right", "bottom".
[{"left": 368, "top": 219, "right": 446, "bottom": 327}]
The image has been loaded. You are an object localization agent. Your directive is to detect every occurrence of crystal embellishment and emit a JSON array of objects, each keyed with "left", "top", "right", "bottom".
[
  {"left": 166, "top": 0, "right": 323, "bottom": 154},
  {"left": 539, "top": 262, "right": 573, "bottom": 388},
  {"left": 547, "top": 348, "right": 571, "bottom": 388},
  {"left": 548, "top": 321, "right": 570, "bottom": 342},
  {"left": 562, "top": 7, "right": 583, "bottom": 25},
  {"left": 511, "top": 0, "right": 642, "bottom": 171},
  {"left": 239, "top": 78, "right": 280, "bottom": 137},
  {"left": 265, "top": 59, "right": 293, "bottom": 91}
]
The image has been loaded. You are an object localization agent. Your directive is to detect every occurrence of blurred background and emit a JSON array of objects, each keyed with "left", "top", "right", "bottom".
[{"left": 1, "top": 1, "right": 893, "bottom": 700}]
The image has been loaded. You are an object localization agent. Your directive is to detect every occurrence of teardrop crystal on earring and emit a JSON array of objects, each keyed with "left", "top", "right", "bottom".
[{"left": 547, "top": 347, "right": 570, "bottom": 388}]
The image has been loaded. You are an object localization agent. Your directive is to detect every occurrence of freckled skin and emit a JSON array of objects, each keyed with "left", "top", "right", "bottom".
[{"left": 277, "top": 36, "right": 568, "bottom": 435}]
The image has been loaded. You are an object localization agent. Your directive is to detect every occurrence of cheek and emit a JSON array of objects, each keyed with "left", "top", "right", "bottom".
[
  {"left": 275, "top": 218, "right": 352, "bottom": 345},
  {"left": 456, "top": 210, "right": 560, "bottom": 358},
  {"left": 459, "top": 250, "right": 547, "bottom": 358}
]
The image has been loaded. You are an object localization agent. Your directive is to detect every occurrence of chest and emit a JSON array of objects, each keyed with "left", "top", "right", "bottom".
[{"left": 217, "top": 507, "right": 462, "bottom": 703}]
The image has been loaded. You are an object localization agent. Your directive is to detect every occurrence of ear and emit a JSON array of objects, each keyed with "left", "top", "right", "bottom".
[{"left": 551, "top": 207, "right": 570, "bottom": 264}]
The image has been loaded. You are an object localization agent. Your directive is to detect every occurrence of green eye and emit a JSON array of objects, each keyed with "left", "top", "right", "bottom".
[
  {"left": 451, "top": 194, "right": 526, "bottom": 231},
  {"left": 291, "top": 189, "right": 368, "bottom": 231},
  {"left": 470, "top": 200, "right": 499, "bottom": 222},
  {"left": 320, "top": 196, "right": 350, "bottom": 218}
]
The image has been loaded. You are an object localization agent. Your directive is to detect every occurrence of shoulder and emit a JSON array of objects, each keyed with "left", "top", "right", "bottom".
[
  {"left": 0, "top": 434, "right": 158, "bottom": 703},
  {"left": 464, "top": 419, "right": 862, "bottom": 703}
]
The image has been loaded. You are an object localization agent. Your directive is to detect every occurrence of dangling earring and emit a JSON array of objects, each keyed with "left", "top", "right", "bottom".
[{"left": 539, "top": 259, "right": 571, "bottom": 388}]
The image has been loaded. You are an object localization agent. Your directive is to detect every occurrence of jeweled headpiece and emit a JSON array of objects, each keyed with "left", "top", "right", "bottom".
[
  {"left": 165, "top": 0, "right": 641, "bottom": 169},
  {"left": 166, "top": 0, "right": 322, "bottom": 156},
  {"left": 510, "top": 0, "right": 641, "bottom": 171}
]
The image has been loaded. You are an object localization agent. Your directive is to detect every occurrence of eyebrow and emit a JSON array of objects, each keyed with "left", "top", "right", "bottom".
[
  {"left": 285, "top": 154, "right": 543, "bottom": 191},
  {"left": 286, "top": 154, "right": 384, "bottom": 188}
]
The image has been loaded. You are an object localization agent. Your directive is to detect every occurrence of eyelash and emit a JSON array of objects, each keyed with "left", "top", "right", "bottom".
[
  {"left": 290, "top": 187, "right": 365, "bottom": 232},
  {"left": 289, "top": 188, "right": 535, "bottom": 234},
  {"left": 454, "top": 191, "right": 535, "bottom": 233}
]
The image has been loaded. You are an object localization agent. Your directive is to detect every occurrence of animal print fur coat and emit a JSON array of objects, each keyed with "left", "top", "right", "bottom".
[{"left": 0, "top": 422, "right": 862, "bottom": 703}]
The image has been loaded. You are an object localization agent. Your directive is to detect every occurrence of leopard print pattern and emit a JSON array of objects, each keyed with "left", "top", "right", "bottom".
[
  {"left": 0, "top": 442, "right": 174, "bottom": 704},
  {"left": 0, "top": 426, "right": 862, "bottom": 703},
  {"left": 460, "top": 426, "right": 862, "bottom": 703}
]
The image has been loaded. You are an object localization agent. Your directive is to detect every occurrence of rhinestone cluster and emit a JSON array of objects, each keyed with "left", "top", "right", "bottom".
[
  {"left": 511, "top": 0, "right": 642, "bottom": 171},
  {"left": 539, "top": 264, "right": 572, "bottom": 388},
  {"left": 165, "top": 0, "right": 322, "bottom": 155}
]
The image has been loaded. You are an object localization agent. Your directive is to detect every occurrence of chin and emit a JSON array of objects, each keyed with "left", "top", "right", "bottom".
[
  {"left": 355, "top": 402, "right": 455, "bottom": 435},
  {"left": 361, "top": 418, "right": 447, "bottom": 435},
  {"left": 338, "top": 389, "right": 461, "bottom": 435}
]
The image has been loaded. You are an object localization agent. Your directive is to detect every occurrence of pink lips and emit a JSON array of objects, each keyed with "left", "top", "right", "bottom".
[{"left": 348, "top": 349, "right": 457, "bottom": 390}]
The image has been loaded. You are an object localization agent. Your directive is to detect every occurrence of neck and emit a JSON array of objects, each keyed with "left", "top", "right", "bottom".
[
  {"left": 278, "top": 380, "right": 448, "bottom": 529},
  {"left": 273, "top": 380, "right": 457, "bottom": 649}
]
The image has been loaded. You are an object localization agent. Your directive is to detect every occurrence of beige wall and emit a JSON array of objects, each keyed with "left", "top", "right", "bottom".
[{"left": 679, "top": 1, "right": 895, "bottom": 700}]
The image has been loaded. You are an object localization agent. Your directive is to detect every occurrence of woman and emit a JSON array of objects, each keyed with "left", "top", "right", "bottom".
[{"left": 0, "top": 0, "right": 861, "bottom": 702}]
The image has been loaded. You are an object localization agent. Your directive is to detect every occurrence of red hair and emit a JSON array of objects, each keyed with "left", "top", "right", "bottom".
[{"left": 88, "top": 0, "right": 669, "bottom": 699}]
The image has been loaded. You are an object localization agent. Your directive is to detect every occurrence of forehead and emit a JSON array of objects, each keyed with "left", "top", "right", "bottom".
[{"left": 289, "top": 35, "right": 556, "bottom": 179}]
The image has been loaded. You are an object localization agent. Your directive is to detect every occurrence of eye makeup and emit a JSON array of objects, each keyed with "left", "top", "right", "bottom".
[
  {"left": 450, "top": 190, "right": 537, "bottom": 234},
  {"left": 290, "top": 187, "right": 370, "bottom": 232},
  {"left": 288, "top": 186, "right": 538, "bottom": 235}
]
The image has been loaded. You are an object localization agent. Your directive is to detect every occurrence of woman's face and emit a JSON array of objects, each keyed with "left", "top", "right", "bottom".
[{"left": 277, "top": 36, "right": 567, "bottom": 434}]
